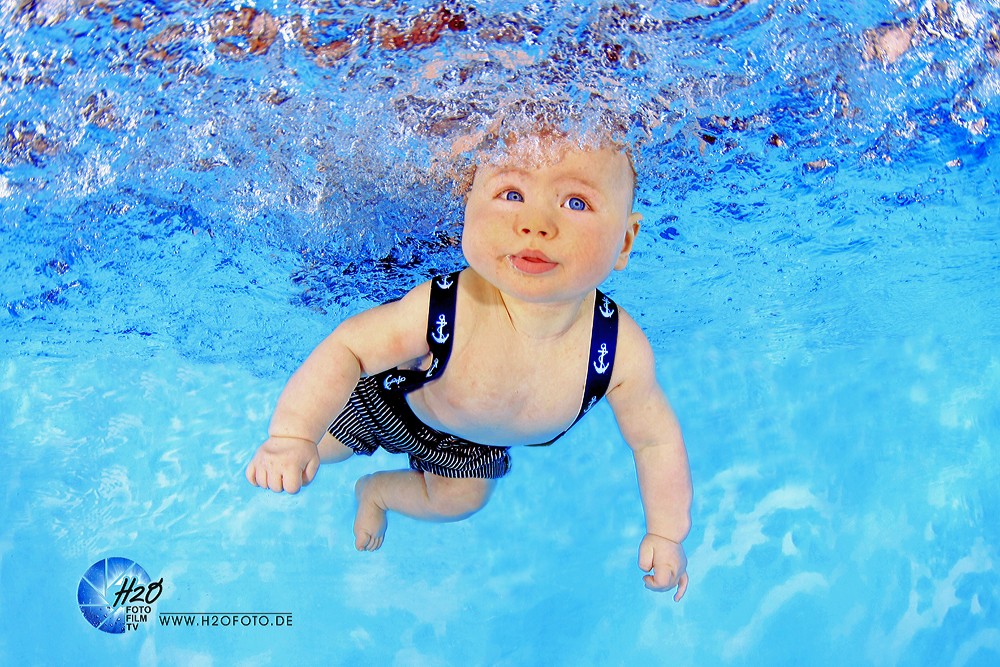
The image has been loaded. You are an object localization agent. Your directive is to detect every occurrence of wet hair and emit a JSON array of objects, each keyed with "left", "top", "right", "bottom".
[{"left": 452, "top": 105, "right": 639, "bottom": 210}]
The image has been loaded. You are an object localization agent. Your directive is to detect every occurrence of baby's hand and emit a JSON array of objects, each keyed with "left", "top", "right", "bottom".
[
  {"left": 638, "top": 533, "right": 689, "bottom": 600},
  {"left": 245, "top": 436, "right": 320, "bottom": 494}
]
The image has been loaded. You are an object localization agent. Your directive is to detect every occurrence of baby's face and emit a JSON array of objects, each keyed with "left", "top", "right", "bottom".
[{"left": 462, "top": 143, "right": 641, "bottom": 304}]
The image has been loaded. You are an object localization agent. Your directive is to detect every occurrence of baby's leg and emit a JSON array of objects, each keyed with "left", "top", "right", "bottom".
[
  {"left": 317, "top": 431, "right": 355, "bottom": 463},
  {"left": 353, "top": 470, "right": 495, "bottom": 551}
]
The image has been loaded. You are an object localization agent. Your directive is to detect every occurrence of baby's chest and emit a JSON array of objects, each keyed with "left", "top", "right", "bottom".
[{"left": 441, "top": 340, "right": 590, "bottom": 426}]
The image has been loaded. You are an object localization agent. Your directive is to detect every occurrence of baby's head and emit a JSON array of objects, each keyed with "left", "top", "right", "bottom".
[{"left": 459, "top": 129, "right": 642, "bottom": 304}]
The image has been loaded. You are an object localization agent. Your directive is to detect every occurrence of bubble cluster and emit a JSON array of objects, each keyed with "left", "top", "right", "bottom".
[{"left": 0, "top": 0, "right": 997, "bottom": 276}]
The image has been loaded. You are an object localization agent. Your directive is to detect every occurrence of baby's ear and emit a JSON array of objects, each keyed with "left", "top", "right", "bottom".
[{"left": 614, "top": 212, "right": 643, "bottom": 271}]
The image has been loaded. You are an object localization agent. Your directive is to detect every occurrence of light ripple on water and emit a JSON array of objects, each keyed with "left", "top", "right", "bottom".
[{"left": 4, "top": 334, "right": 997, "bottom": 663}]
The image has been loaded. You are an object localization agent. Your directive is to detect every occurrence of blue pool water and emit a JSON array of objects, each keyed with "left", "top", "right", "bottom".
[{"left": 2, "top": 0, "right": 999, "bottom": 665}]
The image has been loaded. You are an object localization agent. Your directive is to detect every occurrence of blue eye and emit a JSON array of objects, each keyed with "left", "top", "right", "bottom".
[
  {"left": 504, "top": 191, "right": 523, "bottom": 202},
  {"left": 565, "top": 197, "right": 587, "bottom": 211}
]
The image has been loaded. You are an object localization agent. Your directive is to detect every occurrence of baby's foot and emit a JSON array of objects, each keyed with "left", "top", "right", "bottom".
[{"left": 354, "top": 474, "right": 387, "bottom": 551}]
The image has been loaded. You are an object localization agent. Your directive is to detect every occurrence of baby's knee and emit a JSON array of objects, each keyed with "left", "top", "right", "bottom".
[{"left": 425, "top": 474, "right": 495, "bottom": 519}]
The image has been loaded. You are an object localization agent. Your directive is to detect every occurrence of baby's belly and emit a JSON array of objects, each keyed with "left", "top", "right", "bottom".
[{"left": 404, "top": 384, "right": 579, "bottom": 447}]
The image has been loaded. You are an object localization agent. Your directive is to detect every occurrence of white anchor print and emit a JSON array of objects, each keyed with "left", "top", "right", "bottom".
[
  {"left": 593, "top": 343, "right": 610, "bottom": 374},
  {"left": 383, "top": 375, "right": 406, "bottom": 390},
  {"left": 424, "top": 357, "right": 439, "bottom": 377},
  {"left": 436, "top": 275, "right": 454, "bottom": 290},
  {"left": 431, "top": 314, "right": 450, "bottom": 344},
  {"left": 599, "top": 296, "right": 614, "bottom": 318},
  {"left": 584, "top": 395, "right": 598, "bottom": 413}
]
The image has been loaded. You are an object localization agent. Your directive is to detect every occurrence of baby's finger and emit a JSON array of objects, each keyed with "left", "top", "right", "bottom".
[
  {"left": 245, "top": 463, "right": 258, "bottom": 486},
  {"left": 644, "top": 567, "right": 676, "bottom": 592},
  {"left": 304, "top": 457, "right": 319, "bottom": 485},
  {"left": 637, "top": 544, "right": 654, "bottom": 573},
  {"left": 267, "top": 470, "right": 284, "bottom": 493},
  {"left": 285, "top": 472, "right": 302, "bottom": 494},
  {"left": 673, "top": 572, "right": 689, "bottom": 602}
]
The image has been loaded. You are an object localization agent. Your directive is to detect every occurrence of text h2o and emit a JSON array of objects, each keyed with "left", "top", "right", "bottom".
[{"left": 112, "top": 577, "right": 163, "bottom": 607}]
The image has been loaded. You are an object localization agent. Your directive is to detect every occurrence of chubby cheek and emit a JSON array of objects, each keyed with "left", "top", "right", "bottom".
[
  {"left": 580, "top": 231, "right": 626, "bottom": 279},
  {"left": 460, "top": 219, "right": 498, "bottom": 272}
]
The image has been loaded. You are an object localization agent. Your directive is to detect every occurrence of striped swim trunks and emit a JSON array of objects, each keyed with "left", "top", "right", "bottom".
[{"left": 328, "top": 375, "right": 511, "bottom": 479}]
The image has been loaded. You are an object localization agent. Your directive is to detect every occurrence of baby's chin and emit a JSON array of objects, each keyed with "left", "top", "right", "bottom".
[{"left": 493, "top": 268, "right": 602, "bottom": 306}]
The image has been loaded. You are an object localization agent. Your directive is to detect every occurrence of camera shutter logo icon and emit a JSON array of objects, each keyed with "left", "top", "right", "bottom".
[{"left": 78, "top": 558, "right": 159, "bottom": 633}]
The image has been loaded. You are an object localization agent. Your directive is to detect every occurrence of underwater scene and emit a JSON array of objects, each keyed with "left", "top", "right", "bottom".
[{"left": 1, "top": 0, "right": 999, "bottom": 665}]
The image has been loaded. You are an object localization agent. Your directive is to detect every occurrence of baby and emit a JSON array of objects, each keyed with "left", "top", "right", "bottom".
[{"left": 245, "top": 135, "right": 692, "bottom": 599}]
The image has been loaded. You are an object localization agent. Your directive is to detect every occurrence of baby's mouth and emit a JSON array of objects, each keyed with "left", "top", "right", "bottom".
[{"left": 508, "top": 251, "right": 558, "bottom": 275}]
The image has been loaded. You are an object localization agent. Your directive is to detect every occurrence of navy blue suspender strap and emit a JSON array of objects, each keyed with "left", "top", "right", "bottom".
[
  {"left": 375, "top": 271, "right": 460, "bottom": 393},
  {"left": 526, "top": 289, "right": 619, "bottom": 447},
  {"left": 582, "top": 289, "right": 619, "bottom": 418}
]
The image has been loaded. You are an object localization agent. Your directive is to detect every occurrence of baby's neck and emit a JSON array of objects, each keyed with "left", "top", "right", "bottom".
[{"left": 495, "top": 288, "right": 593, "bottom": 340}]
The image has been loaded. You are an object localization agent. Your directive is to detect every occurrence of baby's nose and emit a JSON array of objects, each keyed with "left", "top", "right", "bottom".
[{"left": 518, "top": 211, "right": 557, "bottom": 238}]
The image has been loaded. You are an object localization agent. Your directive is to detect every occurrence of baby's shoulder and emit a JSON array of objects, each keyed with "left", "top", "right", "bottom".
[
  {"left": 614, "top": 303, "right": 652, "bottom": 348},
  {"left": 350, "top": 278, "right": 433, "bottom": 339},
  {"left": 610, "top": 303, "right": 656, "bottom": 386},
  {"left": 384, "top": 278, "right": 432, "bottom": 315}
]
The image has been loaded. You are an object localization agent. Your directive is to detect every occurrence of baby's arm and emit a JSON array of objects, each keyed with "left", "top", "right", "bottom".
[
  {"left": 606, "top": 310, "right": 693, "bottom": 600},
  {"left": 245, "top": 281, "right": 433, "bottom": 493}
]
